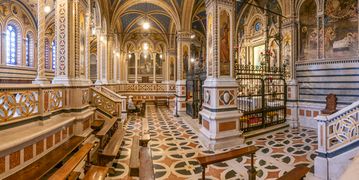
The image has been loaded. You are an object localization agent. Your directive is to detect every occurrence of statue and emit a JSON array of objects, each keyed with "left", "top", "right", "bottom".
[{"left": 321, "top": 94, "right": 338, "bottom": 115}]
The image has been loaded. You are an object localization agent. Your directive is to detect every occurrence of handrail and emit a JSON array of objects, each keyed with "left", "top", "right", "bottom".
[
  {"left": 316, "top": 100, "right": 359, "bottom": 154},
  {"left": 90, "top": 87, "right": 121, "bottom": 118},
  {"left": 91, "top": 87, "right": 121, "bottom": 103},
  {"left": 98, "top": 87, "right": 122, "bottom": 101},
  {"left": 97, "top": 86, "right": 127, "bottom": 121}
]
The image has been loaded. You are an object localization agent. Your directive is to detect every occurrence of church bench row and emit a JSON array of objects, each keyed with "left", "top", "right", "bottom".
[
  {"left": 95, "top": 117, "right": 118, "bottom": 149},
  {"left": 4, "top": 136, "right": 85, "bottom": 180},
  {"left": 49, "top": 143, "right": 93, "bottom": 180},
  {"left": 98, "top": 125, "right": 124, "bottom": 166},
  {"left": 129, "top": 118, "right": 154, "bottom": 179}
]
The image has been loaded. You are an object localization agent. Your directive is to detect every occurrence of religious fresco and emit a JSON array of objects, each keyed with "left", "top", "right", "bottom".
[
  {"left": 299, "top": 0, "right": 317, "bottom": 60},
  {"left": 139, "top": 53, "right": 153, "bottom": 75},
  {"left": 207, "top": 13, "right": 213, "bottom": 76},
  {"left": 220, "top": 10, "right": 230, "bottom": 76},
  {"left": 324, "top": 0, "right": 358, "bottom": 58},
  {"left": 183, "top": 45, "right": 189, "bottom": 79}
]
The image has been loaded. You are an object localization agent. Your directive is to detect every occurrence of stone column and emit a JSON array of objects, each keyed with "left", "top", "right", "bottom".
[
  {"left": 1, "top": 32, "right": 5, "bottom": 64},
  {"left": 174, "top": 32, "right": 191, "bottom": 114},
  {"left": 100, "top": 34, "right": 108, "bottom": 84},
  {"left": 85, "top": 12, "right": 92, "bottom": 83},
  {"left": 107, "top": 33, "right": 114, "bottom": 83},
  {"left": 198, "top": 0, "right": 242, "bottom": 150},
  {"left": 282, "top": 15, "right": 299, "bottom": 128},
  {"left": 135, "top": 52, "right": 139, "bottom": 83},
  {"left": 52, "top": 0, "right": 91, "bottom": 85},
  {"left": 153, "top": 52, "right": 156, "bottom": 83},
  {"left": 95, "top": 28, "right": 102, "bottom": 84},
  {"left": 33, "top": 0, "right": 50, "bottom": 84}
]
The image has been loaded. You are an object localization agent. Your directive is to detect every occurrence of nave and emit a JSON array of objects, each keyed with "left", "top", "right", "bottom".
[{"left": 111, "top": 106, "right": 317, "bottom": 180}]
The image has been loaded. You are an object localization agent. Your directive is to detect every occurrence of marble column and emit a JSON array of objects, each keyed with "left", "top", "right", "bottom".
[
  {"left": 95, "top": 28, "right": 102, "bottom": 85},
  {"left": 174, "top": 32, "right": 191, "bottom": 114},
  {"left": 198, "top": 0, "right": 242, "bottom": 150},
  {"left": 107, "top": 33, "right": 114, "bottom": 83},
  {"left": 85, "top": 12, "right": 92, "bottom": 83},
  {"left": 153, "top": 52, "right": 156, "bottom": 83},
  {"left": 135, "top": 52, "right": 139, "bottom": 83},
  {"left": 52, "top": 0, "right": 91, "bottom": 85},
  {"left": 33, "top": 0, "right": 50, "bottom": 84},
  {"left": 1, "top": 32, "right": 5, "bottom": 64}
]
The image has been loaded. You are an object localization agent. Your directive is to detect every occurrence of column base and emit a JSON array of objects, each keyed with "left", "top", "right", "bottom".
[
  {"left": 199, "top": 109, "right": 243, "bottom": 150},
  {"left": 198, "top": 130, "right": 244, "bottom": 150}
]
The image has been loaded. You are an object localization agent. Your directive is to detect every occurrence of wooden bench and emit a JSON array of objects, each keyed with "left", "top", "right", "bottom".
[
  {"left": 5, "top": 136, "right": 85, "bottom": 180},
  {"left": 129, "top": 136, "right": 140, "bottom": 177},
  {"left": 140, "top": 118, "right": 151, "bottom": 147},
  {"left": 139, "top": 147, "right": 155, "bottom": 180},
  {"left": 155, "top": 97, "right": 168, "bottom": 107},
  {"left": 277, "top": 166, "right": 310, "bottom": 180},
  {"left": 98, "top": 126, "right": 125, "bottom": 166},
  {"left": 83, "top": 165, "right": 109, "bottom": 180},
  {"left": 96, "top": 117, "right": 117, "bottom": 149},
  {"left": 91, "top": 120, "right": 105, "bottom": 132},
  {"left": 196, "top": 145, "right": 259, "bottom": 180},
  {"left": 49, "top": 143, "right": 93, "bottom": 180}
]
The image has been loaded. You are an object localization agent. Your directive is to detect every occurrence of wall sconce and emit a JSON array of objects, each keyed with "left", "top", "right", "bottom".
[
  {"left": 191, "top": 58, "right": 195, "bottom": 63},
  {"left": 160, "top": 54, "right": 163, "bottom": 59}
]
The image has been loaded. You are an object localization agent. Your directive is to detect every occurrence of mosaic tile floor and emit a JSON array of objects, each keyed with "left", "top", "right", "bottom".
[{"left": 108, "top": 106, "right": 318, "bottom": 180}]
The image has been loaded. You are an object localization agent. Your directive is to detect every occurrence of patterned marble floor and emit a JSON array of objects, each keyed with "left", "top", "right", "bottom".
[{"left": 108, "top": 106, "right": 318, "bottom": 180}]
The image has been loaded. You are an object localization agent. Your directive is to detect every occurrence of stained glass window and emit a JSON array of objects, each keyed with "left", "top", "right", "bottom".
[
  {"left": 255, "top": 22, "right": 261, "bottom": 32},
  {"left": 52, "top": 40, "right": 56, "bottom": 70},
  {"left": 6, "top": 25, "right": 17, "bottom": 65},
  {"left": 25, "top": 34, "right": 30, "bottom": 66},
  {"left": 45, "top": 39, "right": 50, "bottom": 69}
]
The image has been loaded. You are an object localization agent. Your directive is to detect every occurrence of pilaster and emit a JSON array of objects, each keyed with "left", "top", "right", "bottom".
[
  {"left": 174, "top": 32, "right": 191, "bottom": 114},
  {"left": 33, "top": 0, "right": 50, "bottom": 84},
  {"left": 95, "top": 28, "right": 102, "bottom": 84},
  {"left": 52, "top": 0, "right": 91, "bottom": 86},
  {"left": 198, "top": 0, "right": 242, "bottom": 150}
]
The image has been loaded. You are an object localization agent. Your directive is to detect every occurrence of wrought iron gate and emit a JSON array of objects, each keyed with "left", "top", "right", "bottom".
[{"left": 236, "top": 65, "right": 287, "bottom": 132}]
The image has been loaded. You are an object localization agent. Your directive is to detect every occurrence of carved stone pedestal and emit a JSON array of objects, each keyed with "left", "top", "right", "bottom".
[{"left": 199, "top": 78, "right": 243, "bottom": 150}]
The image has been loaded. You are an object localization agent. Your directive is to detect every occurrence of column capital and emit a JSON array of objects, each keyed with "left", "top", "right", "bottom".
[{"left": 177, "top": 32, "right": 192, "bottom": 41}]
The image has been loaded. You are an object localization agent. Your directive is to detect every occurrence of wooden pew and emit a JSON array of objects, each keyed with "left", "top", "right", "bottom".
[
  {"left": 96, "top": 117, "right": 117, "bottom": 149},
  {"left": 277, "top": 166, "right": 310, "bottom": 180},
  {"left": 155, "top": 96, "right": 168, "bottom": 107},
  {"left": 129, "top": 136, "right": 140, "bottom": 177},
  {"left": 91, "top": 120, "right": 105, "bottom": 132},
  {"left": 98, "top": 126, "right": 125, "bottom": 166},
  {"left": 5, "top": 136, "right": 85, "bottom": 180},
  {"left": 49, "top": 143, "right": 93, "bottom": 180},
  {"left": 140, "top": 118, "right": 151, "bottom": 147},
  {"left": 196, "top": 145, "right": 259, "bottom": 180},
  {"left": 83, "top": 165, "right": 109, "bottom": 180},
  {"left": 139, "top": 147, "right": 155, "bottom": 180}
]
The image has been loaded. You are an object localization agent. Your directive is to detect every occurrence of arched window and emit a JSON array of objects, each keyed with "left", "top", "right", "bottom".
[
  {"left": 52, "top": 40, "right": 56, "bottom": 70},
  {"left": 6, "top": 24, "right": 18, "bottom": 65},
  {"left": 25, "top": 34, "right": 30, "bottom": 66},
  {"left": 45, "top": 38, "right": 50, "bottom": 69}
]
